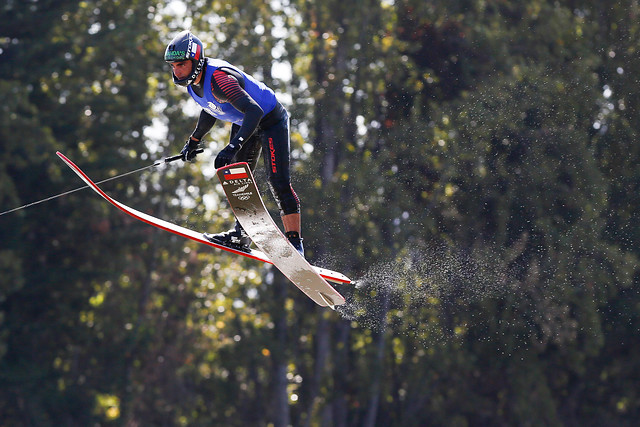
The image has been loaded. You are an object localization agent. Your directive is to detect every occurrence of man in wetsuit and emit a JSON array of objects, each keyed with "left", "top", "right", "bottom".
[{"left": 164, "top": 30, "right": 304, "bottom": 256}]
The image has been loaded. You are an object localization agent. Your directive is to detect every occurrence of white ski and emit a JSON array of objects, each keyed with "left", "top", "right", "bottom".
[
  {"left": 217, "top": 162, "right": 346, "bottom": 307},
  {"left": 56, "top": 152, "right": 352, "bottom": 289}
]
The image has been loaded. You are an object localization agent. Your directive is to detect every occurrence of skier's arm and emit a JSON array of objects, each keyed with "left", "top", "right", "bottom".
[
  {"left": 180, "top": 110, "right": 216, "bottom": 161},
  {"left": 191, "top": 110, "right": 217, "bottom": 141},
  {"left": 211, "top": 68, "right": 263, "bottom": 146}
]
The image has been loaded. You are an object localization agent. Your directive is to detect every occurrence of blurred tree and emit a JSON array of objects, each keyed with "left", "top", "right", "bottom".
[
  {"left": 0, "top": 0, "right": 221, "bottom": 425},
  {"left": 2, "top": 0, "right": 640, "bottom": 426}
]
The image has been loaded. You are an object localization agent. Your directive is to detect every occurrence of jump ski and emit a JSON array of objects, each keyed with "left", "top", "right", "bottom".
[
  {"left": 56, "top": 152, "right": 350, "bottom": 306},
  {"left": 216, "top": 162, "right": 346, "bottom": 307}
]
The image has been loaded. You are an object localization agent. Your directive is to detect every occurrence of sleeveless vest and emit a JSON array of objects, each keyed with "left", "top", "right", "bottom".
[{"left": 188, "top": 58, "right": 277, "bottom": 125}]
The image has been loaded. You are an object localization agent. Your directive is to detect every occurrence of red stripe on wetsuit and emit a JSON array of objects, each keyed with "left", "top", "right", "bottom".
[{"left": 212, "top": 69, "right": 244, "bottom": 103}]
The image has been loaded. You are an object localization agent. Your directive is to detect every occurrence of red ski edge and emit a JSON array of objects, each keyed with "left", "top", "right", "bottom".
[{"left": 56, "top": 152, "right": 352, "bottom": 285}]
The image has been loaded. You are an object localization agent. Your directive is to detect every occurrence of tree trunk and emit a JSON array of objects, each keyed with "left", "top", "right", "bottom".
[
  {"left": 332, "top": 319, "right": 350, "bottom": 427},
  {"left": 362, "top": 289, "right": 390, "bottom": 427},
  {"left": 271, "top": 269, "right": 291, "bottom": 427}
]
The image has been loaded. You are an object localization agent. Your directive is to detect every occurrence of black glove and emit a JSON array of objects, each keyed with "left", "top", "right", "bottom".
[
  {"left": 214, "top": 141, "right": 241, "bottom": 169},
  {"left": 181, "top": 137, "right": 201, "bottom": 161}
]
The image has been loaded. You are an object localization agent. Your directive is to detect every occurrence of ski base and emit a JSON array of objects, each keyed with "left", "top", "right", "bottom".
[{"left": 216, "top": 162, "right": 346, "bottom": 307}]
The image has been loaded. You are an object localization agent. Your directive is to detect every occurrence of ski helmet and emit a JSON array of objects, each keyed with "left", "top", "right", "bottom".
[{"left": 164, "top": 30, "right": 205, "bottom": 86}]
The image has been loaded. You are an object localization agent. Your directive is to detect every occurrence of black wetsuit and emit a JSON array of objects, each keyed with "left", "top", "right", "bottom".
[{"left": 189, "top": 60, "right": 299, "bottom": 216}]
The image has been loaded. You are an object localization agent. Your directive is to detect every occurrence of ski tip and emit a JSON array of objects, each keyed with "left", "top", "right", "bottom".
[
  {"left": 317, "top": 291, "right": 345, "bottom": 309},
  {"left": 56, "top": 151, "right": 70, "bottom": 163},
  {"left": 314, "top": 266, "right": 352, "bottom": 285}
]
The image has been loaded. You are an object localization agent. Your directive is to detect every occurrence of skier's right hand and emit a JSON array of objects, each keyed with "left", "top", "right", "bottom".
[{"left": 181, "top": 137, "right": 201, "bottom": 161}]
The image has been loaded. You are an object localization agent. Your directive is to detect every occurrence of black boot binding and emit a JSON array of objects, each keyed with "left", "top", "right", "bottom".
[
  {"left": 204, "top": 221, "right": 252, "bottom": 253},
  {"left": 286, "top": 231, "right": 304, "bottom": 257}
]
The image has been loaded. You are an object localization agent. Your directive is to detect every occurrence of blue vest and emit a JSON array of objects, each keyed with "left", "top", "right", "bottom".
[{"left": 188, "top": 58, "right": 277, "bottom": 125}]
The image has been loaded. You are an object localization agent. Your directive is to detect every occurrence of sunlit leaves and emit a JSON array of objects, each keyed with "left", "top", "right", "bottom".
[{"left": 3, "top": 0, "right": 640, "bottom": 425}]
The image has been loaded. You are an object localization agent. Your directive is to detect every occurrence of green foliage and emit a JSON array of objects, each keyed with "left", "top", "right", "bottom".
[{"left": 2, "top": 0, "right": 640, "bottom": 426}]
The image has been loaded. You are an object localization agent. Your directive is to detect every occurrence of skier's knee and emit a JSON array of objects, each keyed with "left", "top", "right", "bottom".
[
  {"left": 269, "top": 178, "right": 300, "bottom": 215},
  {"left": 280, "top": 194, "right": 300, "bottom": 215}
]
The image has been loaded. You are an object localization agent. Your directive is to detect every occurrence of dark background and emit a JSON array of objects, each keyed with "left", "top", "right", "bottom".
[{"left": 1, "top": 0, "right": 639, "bottom": 426}]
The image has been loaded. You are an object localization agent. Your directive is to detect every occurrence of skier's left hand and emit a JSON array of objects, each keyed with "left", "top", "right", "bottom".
[
  {"left": 181, "top": 137, "right": 201, "bottom": 161},
  {"left": 215, "top": 141, "right": 241, "bottom": 169}
]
